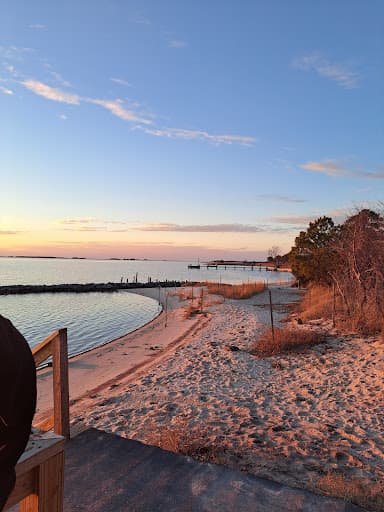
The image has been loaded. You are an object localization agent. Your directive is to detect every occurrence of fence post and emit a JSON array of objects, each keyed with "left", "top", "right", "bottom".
[
  {"left": 53, "top": 328, "right": 70, "bottom": 439},
  {"left": 268, "top": 290, "right": 275, "bottom": 342}
]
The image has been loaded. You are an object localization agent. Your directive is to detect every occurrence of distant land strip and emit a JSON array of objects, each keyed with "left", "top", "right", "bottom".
[{"left": 0, "top": 281, "right": 183, "bottom": 295}]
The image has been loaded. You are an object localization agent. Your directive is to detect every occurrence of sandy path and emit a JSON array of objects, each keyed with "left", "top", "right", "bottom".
[{"left": 69, "top": 286, "right": 383, "bottom": 509}]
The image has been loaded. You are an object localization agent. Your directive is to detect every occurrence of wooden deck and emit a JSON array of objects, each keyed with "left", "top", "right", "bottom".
[{"left": 64, "top": 429, "right": 362, "bottom": 512}]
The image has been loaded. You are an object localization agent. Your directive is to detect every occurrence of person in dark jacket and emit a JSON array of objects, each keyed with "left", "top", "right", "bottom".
[{"left": 0, "top": 315, "right": 36, "bottom": 510}]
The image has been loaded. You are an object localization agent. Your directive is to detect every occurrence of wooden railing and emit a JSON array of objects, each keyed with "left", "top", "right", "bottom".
[
  {"left": 4, "top": 328, "right": 69, "bottom": 511},
  {"left": 32, "top": 328, "right": 70, "bottom": 439}
]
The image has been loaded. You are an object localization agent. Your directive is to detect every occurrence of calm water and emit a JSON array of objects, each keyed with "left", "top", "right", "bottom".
[
  {"left": 0, "top": 291, "right": 161, "bottom": 358},
  {"left": 0, "top": 257, "right": 292, "bottom": 357},
  {"left": 0, "top": 257, "right": 291, "bottom": 286}
]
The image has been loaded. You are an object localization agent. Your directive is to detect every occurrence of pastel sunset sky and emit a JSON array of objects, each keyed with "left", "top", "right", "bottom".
[{"left": 1, "top": 1, "right": 383, "bottom": 260}]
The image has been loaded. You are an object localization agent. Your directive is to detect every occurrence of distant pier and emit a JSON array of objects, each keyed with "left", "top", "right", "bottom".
[{"left": 203, "top": 261, "right": 292, "bottom": 272}]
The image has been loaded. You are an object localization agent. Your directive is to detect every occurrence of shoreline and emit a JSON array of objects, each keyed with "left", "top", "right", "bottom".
[
  {"left": 34, "top": 286, "right": 204, "bottom": 422},
  {"left": 65, "top": 285, "right": 383, "bottom": 511}
]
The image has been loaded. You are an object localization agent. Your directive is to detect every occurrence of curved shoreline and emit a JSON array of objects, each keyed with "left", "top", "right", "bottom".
[{"left": 34, "top": 286, "right": 201, "bottom": 422}]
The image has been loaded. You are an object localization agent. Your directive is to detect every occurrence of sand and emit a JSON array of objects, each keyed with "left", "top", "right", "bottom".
[{"left": 36, "top": 285, "right": 383, "bottom": 509}]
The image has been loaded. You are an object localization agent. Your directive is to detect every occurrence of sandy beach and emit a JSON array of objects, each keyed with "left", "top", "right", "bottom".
[{"left": 36, "top": 285, "right": 383, "bottom": 510}]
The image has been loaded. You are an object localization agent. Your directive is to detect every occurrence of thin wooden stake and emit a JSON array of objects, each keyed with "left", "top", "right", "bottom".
[
  {"left": 268, "top": 290, "right": 275, "bottom": 342},
  {"left": 332, "top": 281, "right": 336, "bottom": 328}
]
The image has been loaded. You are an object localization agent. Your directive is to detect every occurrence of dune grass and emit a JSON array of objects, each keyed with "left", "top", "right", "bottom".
[
  {"left": 299, "top": 284, "right": 384, "bottom": 334},
  {"left": 202, "top": 281, "right": 266, "bottom": 300},
  {"left": 252, "top": 326, "right": 325, "bottom": 356}
]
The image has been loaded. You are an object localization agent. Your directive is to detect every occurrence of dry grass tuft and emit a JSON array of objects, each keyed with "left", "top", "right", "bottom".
[
  {"left": 202, "top": 281, "right": 265, "bottom": 300},
  {"left": 313, "top": 472, "right": 384, "bottom": 511},
  {"left": 144, "top": 421, "right": 228, "bottom": 465},
  {"left": 300, "top": 284, "right": 384, "bottom": 335},
  {"left": 252, "top": 326, "right": 325, "bottom": 356},
  {"left": 300, "top": 285, "right": 334, "bottom": 321}
]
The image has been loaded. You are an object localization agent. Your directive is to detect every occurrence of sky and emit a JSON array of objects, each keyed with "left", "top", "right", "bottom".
[{"left": 0, "top": 0, "right": 383, "bottom": 260}]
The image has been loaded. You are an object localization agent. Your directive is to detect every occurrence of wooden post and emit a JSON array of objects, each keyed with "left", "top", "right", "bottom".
[
  {"left": 19, "top": 451, "right": 64, "bottom": 512},
  {"left": 165, "top": 292, "right": 168, "bottom": 327},
  {"left": 268, "top": 290, "right": 275, "bottom": 342},
  {"left": 52, "top": 329, "right": 70, "bottom": 439},
  {"left": 332, "top": 281, "right": 336, "bottom": 328},
  {"left": 200, "top": 288, "right": 204, "bottom": 313}
]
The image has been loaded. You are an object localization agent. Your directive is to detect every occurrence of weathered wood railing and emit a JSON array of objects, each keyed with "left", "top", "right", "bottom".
[
  {"left": 32, "top": 328, "right": 70, "bottom": 439},
  {"left": 5, "top": 328, "right": 69, "bottom": 511}
]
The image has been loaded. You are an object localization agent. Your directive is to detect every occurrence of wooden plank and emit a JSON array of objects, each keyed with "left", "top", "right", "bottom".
[
  {"left": 52, "top": 329, "right": 70, "bottom": 439},
  {"left": 32, "top": 330, "right": 59, "bottom": 366},
  {"left": 17, "top": 438, "right": 65, "bottom": 475},
  {"left": 34, "top": 415, "right": 54, "bottom": 433},
  {"left": 19, "top": 493, "right": 39, "bottom": 512},
  {"left": 36, "top": 451, "right": 65, "bottom": 512},
  {"left": 4, "top": 470, "right": 36, "bottom": 509}
]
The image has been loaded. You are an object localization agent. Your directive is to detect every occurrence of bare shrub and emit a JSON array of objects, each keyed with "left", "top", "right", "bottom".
[
  {"left": 202, "top": 281, "right": 265, "bottom": 300},
  {"left": 313, "top": 472, "right": 384, "bottom": 512},
  {"left": 328, "top": 209, "right": 384, "bottom": 334},
  {"left": 252, "top": 326, "right": 325, "bottom": 356}
]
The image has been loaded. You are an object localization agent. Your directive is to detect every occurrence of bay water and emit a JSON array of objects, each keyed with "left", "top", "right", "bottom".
[{"left": 0, "top": 257, "right": 292, "bottom": 357}]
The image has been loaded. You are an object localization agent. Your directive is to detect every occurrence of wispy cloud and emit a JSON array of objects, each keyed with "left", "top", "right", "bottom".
[
  {"left": 0, "top": 45, "right": 34, "bottom": 60},
  {"left": 168, "top": 40, "right": 187, "bottom": 49},
  {"left": 110, "top": 77, "right": 131, "bottom": 87},
  {"left": 0, "top": 230, "right": 22, "bottom": 235},
  {"left": 57, "top": 218, "right": 130, "bottom": 232},
  {"left": 301, "top": 160, "right": 346, "bottom": 177},
  {"left": 58, "top": 218, "right": 97, "bottom": 225},
  {"left": 135, "top": 223, "right": 265, "bottom": 233},
  {"left": 10, "top": 60, "right": 254, "bottom": 146},
  {"left": 256, "top": 194, "right": 306, "bottom": 203},
  {"left": 62, "top": 226, "right": 106, "bottom": 232},
  {"left": 269, "top": 215, "right": 315, "bottom": 225},
  {"left": 46, "top": 68, "right": 72, "bottom": 88},
  {"left": 0, "top": 86, "right": 14, "bottom": 95},
  {"left": 19, "top": 80, "right": 151, "bottom": 124},
  {"left": 128, "top": 15, "right": 151, "bottom": 25},
  {"left": 301, "top": 160, "right": 384, "bottom": 180},
  {"left": 90, "top": 98, "right": 152, "bottom": 124},
  {"left": 29, "top": 24, "right": 45, "bottom": 29},
  {"left": 59, "top": 113, "right": 67, "bottom": 120},
  {"left": 21, "top": 79, "right": 80, "bottom": 104},
  {"left": 293, "top": 53, "right": 359, "bottom": 89},
  {"left": 135, "top": 126, "right": 255, "bottom": 146}
]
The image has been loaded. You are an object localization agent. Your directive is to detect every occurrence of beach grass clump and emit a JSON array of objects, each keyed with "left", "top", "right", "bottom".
[
  {"left": 203, "top": 281, "right": 265, "bottom": 300},
  {"left": 144, "top": 422, "right": 228, "bottom": 465},
  {"left": 300, "top": 284, "right": 384, "bottom": 335},
  {"left": 252, "top": 326, "right": 325, "bottom": 356},
  {"left": 300, "top": 285, "right": 334, "bottom": 321}
]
